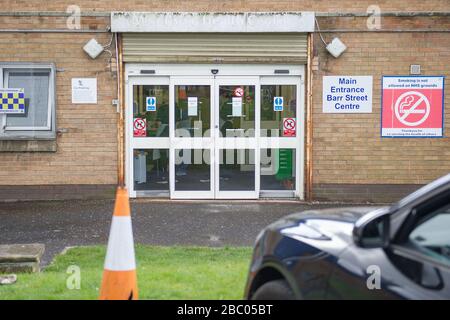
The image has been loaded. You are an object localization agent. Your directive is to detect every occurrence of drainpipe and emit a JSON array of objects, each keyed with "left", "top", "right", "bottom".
[
  {"left": 116, "top": 33, "right": 125, "bottom": 187},
  {"left": 305, "top": 33, "right": 314, "bottom": 201}
]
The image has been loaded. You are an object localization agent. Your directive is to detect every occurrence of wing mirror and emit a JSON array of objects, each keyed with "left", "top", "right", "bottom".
[{"left": 353, "top": 208, "right": 391, "bottom": 248}]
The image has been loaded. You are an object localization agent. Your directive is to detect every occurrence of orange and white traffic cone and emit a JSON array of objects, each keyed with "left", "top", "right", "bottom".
[{"left": 99, "top": 187, "right": 138, "bottom": 300}]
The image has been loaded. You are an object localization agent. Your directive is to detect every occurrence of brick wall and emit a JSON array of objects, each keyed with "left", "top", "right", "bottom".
[
  {"left": 311, "top": 20, "right": 450, "bottom": 201},
  {"left": 2, "top": 0, "right": 449, "bottom": 12},
  {"left": 0, "top": 1, "right": 448, "bottom": 202},
  {"left": 0, "top": 16, "right": 117, "bottom": 186}
]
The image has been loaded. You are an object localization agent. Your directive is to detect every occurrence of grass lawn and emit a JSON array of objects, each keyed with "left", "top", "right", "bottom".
[{"left": 0, "top": 245, "right": 253, "bottom": 300}]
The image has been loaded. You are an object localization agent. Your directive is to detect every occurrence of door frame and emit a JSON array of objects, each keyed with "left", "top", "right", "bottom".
[{"left": 125, "top": 64, "right": 305, "bottom": 200}]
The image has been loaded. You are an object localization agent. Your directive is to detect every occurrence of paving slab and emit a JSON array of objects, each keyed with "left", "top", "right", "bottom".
[{"left": 0, "top": 243, "right": 45, "bottom": 273}]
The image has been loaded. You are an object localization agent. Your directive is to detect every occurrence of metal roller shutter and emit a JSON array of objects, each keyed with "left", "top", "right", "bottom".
[{"left": 122, "top": 33, "right": 308, "bottom": 64}]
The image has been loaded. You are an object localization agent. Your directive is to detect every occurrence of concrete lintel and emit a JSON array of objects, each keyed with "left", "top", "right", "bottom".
[
  {"left": 111, "top": 11, "right": 315, "bottom": 33},
  {"left": 0, "top": 139, "right": 57, "bottom": 152}
]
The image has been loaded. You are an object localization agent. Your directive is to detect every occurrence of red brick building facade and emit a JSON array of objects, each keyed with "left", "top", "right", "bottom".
[{"left": 0, "top": 1, "right": 448, "bottom": 202}]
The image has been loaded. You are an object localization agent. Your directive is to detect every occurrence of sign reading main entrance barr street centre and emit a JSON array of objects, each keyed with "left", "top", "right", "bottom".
[{"left": 323, "top": 76, "right": 373, "bottom": 113}]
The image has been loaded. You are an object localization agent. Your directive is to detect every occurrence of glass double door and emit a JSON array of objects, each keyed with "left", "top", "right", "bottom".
[
  {"left": 170, "top": 76, "right": 257, "bottom": 199},
  {"left": 129, "top": 75, "right": 301, "bottom": 199}
]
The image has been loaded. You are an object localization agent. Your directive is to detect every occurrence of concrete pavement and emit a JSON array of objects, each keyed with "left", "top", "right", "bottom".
[{"left": 0, "top": 199, "right": 374, "bottom": 266}]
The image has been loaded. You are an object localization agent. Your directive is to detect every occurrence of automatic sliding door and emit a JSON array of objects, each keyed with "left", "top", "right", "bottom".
[
  {"left": 215, "top": 79, "right": 259, "bottom": 199},
  {"left": 170, "top": 78, "right": 215, "bottom": 199},
  {"left": 127, "top": 66, "right": 304, "bottom": 200},
  {"left": 128, "top": 78, "right": 170, "bottom": 197},
  {"left": 259, "top": 77, "right": 302, "bottom": 198}
]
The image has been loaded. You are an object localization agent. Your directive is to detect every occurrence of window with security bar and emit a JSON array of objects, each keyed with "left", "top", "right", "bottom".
[{"left": 0, "top": 63, "right": 56, "bottom": 140}]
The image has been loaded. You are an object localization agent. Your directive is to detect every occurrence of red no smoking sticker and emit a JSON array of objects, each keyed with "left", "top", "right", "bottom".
[
  {"left": 382, "top": 76, "right": 444, "bottom": 137},
  {"left": 133, "top": 118, "right": 147, "bottom": 137},
  {"left": 283, "top": 118, "right": 296, "bottom": 137},
  {"left": 233, "top": 87, "right": 244, "bottom": 97}
]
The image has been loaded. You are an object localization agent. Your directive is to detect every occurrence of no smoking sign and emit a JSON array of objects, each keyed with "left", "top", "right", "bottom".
[
  {"left": 381, "top": 76, "right": 444, "bottom": 138},
  {"left": 133, "top": 118, "right": 147, "bottom": 137},
  {"left": 233, "top": 87, "right": 244, "bottom": 97},
  {"left": 283, "top": 118, "right": 296, "bottom": 137},
  {"left": 394, "top": 91, "right": 430, "bottom": 127}
]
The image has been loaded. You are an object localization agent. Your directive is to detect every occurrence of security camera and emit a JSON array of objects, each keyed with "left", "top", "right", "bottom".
[{"left": 211, "top": 69, "right": 219, "bottom": 75}]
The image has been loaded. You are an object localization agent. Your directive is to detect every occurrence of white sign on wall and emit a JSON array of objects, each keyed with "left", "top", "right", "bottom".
[
  {"left": 72, "top": 78, "right": 97, "bottom": 104},
  {"left": 111, "top": 12, "right": 315, "bottom": 33},
  {"left": 323, "top": 76, "right": 372, "bottom": 113}
]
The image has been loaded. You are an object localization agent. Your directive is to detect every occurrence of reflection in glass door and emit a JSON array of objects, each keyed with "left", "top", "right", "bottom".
[
  {"left": 129, "top": 78, "right": 170, "bottom": 197},
  {"left": 128, "top": 69, "right": 303, "bottom": 200},
  {"left": 170, "top": 78, "right": 215, "bottom": 199},
  {"left": 215, "top": 78, "right": 259, "bottom": 199},
  {"left": 259, "top": 77, "right": 301, "bottom": 198},
  {"left": 219, "top": 149, "right": 255, "bottom": 191},
  {"left": 218, "top": 85, "right": 255, "bottom": 138}
]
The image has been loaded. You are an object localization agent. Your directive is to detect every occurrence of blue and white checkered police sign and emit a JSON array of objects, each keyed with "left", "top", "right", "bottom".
[
  {"left": 274, "top": 96, "right": 283, "bottom": 112},
  {"left": 146, "top": 96, "right": 156, "bottom": 112},
  {"left": 0, "top": 88, "right": 25, "bottom": 114}
]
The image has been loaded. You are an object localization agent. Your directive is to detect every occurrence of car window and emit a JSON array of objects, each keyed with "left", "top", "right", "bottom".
[{"left": 409, "top": 205, "right": 450, "bottom": 266}]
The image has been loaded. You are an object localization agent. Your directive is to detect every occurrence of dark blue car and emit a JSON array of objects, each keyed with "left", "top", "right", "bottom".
[{"left": 245, "top": 174, "right": 450, "bottom": 299}]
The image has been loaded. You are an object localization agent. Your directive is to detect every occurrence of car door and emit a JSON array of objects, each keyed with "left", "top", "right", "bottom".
[
  {"left": 326, "top": 190, "right": 450, "bottom": 299},
  {"left": 386, "top": 193, "right": 450, "bottom": 299}
]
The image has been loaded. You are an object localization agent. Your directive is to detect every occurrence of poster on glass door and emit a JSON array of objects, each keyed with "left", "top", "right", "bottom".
[
  {"left": 188, "top": 97, "right": 198, "bottom": 116},
  {"left": 232, "top": 97, "right": 243, "bottom": 117},
  {"left": 133, "top": 118, "right": 147, "bottom": 137},
  {"left": 283, "top": 118, "right": 296, "bottom": 137}
]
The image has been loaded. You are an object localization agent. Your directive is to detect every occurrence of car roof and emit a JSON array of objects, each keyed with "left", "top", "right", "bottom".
[{"left": 394, "top": 173, "right": 450, "bottom": 209}]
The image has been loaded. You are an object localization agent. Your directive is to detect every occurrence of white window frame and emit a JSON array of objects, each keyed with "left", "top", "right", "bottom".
[{"left": 0, "top": 62, "right": 56, "bottom": 139}]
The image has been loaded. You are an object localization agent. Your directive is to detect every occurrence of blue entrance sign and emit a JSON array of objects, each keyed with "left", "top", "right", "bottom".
[
  {"left": 146, "top": 96, "right": 156, "bottom": 112},
  {"left": 274, "top": 96, "right": 283, "bottom": 112}
]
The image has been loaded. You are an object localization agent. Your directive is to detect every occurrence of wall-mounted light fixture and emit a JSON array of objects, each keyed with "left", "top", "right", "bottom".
[
  {"left": 326, "top": 38, "right": 347, "bottom": 58},
  {"left": 315, "top": 18, "right": 347, "bottom": 58},
  {"left": 83, "top": 39, "right": 105, "bottom": 59}
]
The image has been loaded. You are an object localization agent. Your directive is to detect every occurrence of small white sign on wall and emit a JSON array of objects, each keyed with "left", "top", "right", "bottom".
[
  {"left": 323, "top": 76, "right": 372, "bottom": 113},
  {"left": 72, "top": 78, "right": 97, "bottom": 104}
]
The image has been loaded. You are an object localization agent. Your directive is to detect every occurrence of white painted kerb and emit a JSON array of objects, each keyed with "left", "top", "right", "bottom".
[{"left": 111, "top": 11, "right": 315, "bottom": 33}]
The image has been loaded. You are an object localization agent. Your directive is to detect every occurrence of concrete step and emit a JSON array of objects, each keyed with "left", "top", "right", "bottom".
[{"left": 0, "top": 244, "right": 45, "bottom": 273}]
